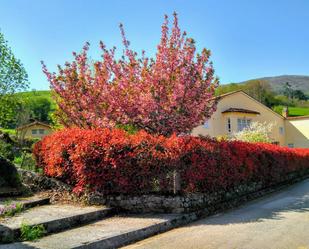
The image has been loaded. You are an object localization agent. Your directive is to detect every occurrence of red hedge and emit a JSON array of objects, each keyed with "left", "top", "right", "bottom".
[{"left": 33, "top": 128, "right": 309, "bottom": 194}]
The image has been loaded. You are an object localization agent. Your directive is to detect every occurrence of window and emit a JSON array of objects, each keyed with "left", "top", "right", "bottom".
[
  {"left": 237, "top": 118, "right": 251, "bottom": 131},
  {"left": 279, "top": 127, "right": 284, "bottom": 135},
  {"left": 32, "top": 129, "right": 37, "bottom": 135},
  {"left": 288, "top": 143, "right": 294, "bottom": 148},
  {"left": 272, "top": 141, "right": 280, "bottom": 145},
  {"left": 39, "top": 129, "right": 45, "bottom": 134},
  {"left": 227, "top": 118, "right": 231, "bottom": 133},
  {"left": 203, "top": 120, "right": 209, "bottom": 129}
]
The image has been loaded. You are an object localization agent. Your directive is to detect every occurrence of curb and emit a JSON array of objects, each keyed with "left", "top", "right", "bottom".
[{"left": 74, "top": 213, "right": 198, "bottom": 249}]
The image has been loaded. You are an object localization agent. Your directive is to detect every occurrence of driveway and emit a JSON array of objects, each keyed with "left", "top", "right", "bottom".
[{"left": 123, "top": 179, "right": 309, "bottom": 249}]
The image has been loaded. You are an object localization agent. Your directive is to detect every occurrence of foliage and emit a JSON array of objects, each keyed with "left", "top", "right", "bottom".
[
  {"left": 16, "top": 90, "right": 54, "bottom": 106},
  {"left": 216, "top": 80, "right": 309, "bottom": 114},
  {"left": 0, "top": 95, "right": 22, "bottom": 128},
  {"left": 0, "top": 90, "right": 55, "bottom": 129},
  {"left": 42, "top": 13, "right": 218, "bottom": 136},
  {"left": 33, "top": 128, "right": 309, "bottom": 194},
  {"left": 20, "top": 222, "right": 46, "bottom": 241},
  {"left": 0, "top": 31, "right": 28, "bottom": 97},
  {"left": 0, "top": 31, "right": 28, "bottom": 128},
  {"left": 0, "top": 202, "right": 23, "bottom": 218},
  {"left": 232, "top": 121, "right": 274, "bottom": 143},
  {"left": 26, "top": 97, "right": 52, "bottom": 123},
  {"left": 293, "top": 90, "right": 308, "bottom": 100},
  {"left": 0, "top": 139, "right": 14, "bottom": 161},
  {"left": 282, "top": 82, "right": 308, "bottom": 101},
  {"left": 16, "top": 90, "right": 55, "bottom": 123},
  {"left": 15, "top": 152, "right": 40, "bottom": 173},
  {"left": 0, "top": 128, "right": 15, "bottom": 135}
]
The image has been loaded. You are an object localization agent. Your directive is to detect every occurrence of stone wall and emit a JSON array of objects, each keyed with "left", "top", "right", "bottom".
[
  {"left": 88, "top": 170, "right": 309, "bottom": 213},
  {"left": 18, "top": 169, "right": 71, "bottom": 192}
]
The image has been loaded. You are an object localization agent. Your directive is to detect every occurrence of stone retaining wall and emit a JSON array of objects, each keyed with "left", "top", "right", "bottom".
[
  {"left": 88, "top": 170, "right": 309, "bottom": 213},
  {"left": 18, "top": 169, "right": 71, "bottom": 192}
]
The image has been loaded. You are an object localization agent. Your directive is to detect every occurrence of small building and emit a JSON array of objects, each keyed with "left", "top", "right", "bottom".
[
  {"left": 192, "top": 90, "right": 309, "bottom": 148},
  {"left": 16, "top": 121, "right": 53, "bottom": 139}
]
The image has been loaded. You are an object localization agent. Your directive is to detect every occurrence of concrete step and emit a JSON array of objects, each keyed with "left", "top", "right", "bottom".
[
  {"left": 2, "top": 213, "right": 196, "bottom": 249},
  {"left": 0, "top": 187, "right": 22, "bottom": 197},
  {"left": 0, "top": 194, "right": 50, "bottom": 210},
  {"left": 0, "top": 204, "right": 113, "bottom": 243}
]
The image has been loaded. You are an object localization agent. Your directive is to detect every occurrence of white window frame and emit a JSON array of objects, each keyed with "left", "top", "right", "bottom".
[
  {"left": 237, "top": 118, "right": 251, "bottom": 131},
  {"left": 279, "top": 127, "right": 284, "bottom": 135},
  {"left": 32, "top": 129, "right": 37, "bottom": 135},
  {"left": 39, "top": 129, "right": 45, "bottom": 135}
]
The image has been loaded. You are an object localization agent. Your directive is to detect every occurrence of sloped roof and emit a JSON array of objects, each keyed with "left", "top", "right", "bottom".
[
  {"left": 222, "top": 108, "right": 260, "bottom": 115},
  {"left": 215, "top": 90, "right": 285, "bottom": 119},
  {"left": 16, "top": 121, "right": 52, "bottom": 130}
]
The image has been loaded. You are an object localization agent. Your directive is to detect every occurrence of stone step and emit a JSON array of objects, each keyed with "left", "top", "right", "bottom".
[
  {"left": 0, "top": 188, "right": 22, "bottom": 198},
  {"left": 0, "top": 194, "right": 50, "bottom": 210},
  {"left": 0, "top": 204, "right": 113, "bottom": 243},
  {"left": 2, "top": 213, "right": 197, "bottom": 249}
]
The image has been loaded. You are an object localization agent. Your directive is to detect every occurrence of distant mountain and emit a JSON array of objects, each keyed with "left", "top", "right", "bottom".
[{"left": 240, "top": 75, "right": 309, "bottom": 94}]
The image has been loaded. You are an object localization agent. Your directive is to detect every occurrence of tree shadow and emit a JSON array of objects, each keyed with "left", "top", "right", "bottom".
[{"left": 188, "top": 179, "right": 309, "bottom": 227}]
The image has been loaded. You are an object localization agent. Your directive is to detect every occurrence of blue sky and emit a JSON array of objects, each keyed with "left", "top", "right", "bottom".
[{"left": 1, "top": 0, "right": 309, "bottom": 90}]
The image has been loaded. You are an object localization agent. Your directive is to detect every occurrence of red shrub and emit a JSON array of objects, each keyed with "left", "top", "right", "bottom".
[{"left": 33, "top": 128, "right": 309, "bottom": 194}]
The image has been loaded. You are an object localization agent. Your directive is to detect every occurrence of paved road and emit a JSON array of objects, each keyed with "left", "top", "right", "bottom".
[{"left": 123, "top": 179, "right": 309, "bottom": 249}]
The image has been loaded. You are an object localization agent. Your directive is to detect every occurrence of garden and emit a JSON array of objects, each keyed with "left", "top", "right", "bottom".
[
  {"left": 1, "top": 12, "right": 309, "bottom": 210},
  {"left": 34, "top": 12, "right": 309, "bottom": 202}
]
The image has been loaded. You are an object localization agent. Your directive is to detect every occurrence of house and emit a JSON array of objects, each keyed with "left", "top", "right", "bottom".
[
  {"left": 16, "top": 121, "right": 53, "bottom": 139},
  {"left": 192, "top": 90, "right": 309, "bottom": 148}
]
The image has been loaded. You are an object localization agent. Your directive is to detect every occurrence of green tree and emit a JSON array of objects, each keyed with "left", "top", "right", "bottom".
[
  {"left": 0, "top": 31, "right": 28, "bottom": 97},
  {"left": 293, "top": 90, "right": 307, "bottom": 101},
  {"left": 27, "top": 97, "right": 52, "bottom": 123},
  {"left": 283, "top": 82, "right": 293, "bottom": 100},
  {"left": 0, "top": 31, "right": 28, "bottom": 128},
  {"left": 243, "top": 80, "right": 276, "bottom": 106},
  {"left": 0, "top": 96, "right": 21, "bottom": 128}
]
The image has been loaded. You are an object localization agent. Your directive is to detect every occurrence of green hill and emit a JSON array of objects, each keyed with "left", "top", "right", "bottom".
[
  {"left": 15, "top": 90, "right": 56, "bottom": 110},
  {"left": 240, "top": 75, "right": 309, "bottom": 95}
]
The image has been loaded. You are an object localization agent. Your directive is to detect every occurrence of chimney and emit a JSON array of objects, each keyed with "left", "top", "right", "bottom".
[{"left": 282, "top": 106, "right": 289, "bottom": 118}]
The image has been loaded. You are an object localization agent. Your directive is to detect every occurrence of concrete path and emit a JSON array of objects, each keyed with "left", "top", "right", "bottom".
[{"left": 124, "top": 179, "right": 309, "bottom": 249}]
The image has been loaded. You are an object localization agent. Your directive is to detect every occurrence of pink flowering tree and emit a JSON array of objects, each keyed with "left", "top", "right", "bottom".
[{"left": 42, "top": 13, "right": 218, "bottom": 136}]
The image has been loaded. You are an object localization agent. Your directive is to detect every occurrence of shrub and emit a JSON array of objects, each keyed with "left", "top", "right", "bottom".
[
  {"left": 0, "top": 140, "right": 14, "bottom": 161},
  {"left": 232, "top": 121, "right": 274, "bottom": 143},
  {"left": 33, "top": 128, "right": 309, "bottom": 194},
  {"left": 20, "top": 222, "right": 46, "bottom": 241}
]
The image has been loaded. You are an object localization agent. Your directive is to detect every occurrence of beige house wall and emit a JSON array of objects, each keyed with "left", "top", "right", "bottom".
[
  {"left": 192, "top": 91, "right": 286, "bottom": 145},
  {"left": 285, "top": 117, "right": 309, "bottom": 148},
  {"left": 19, "top": 124, "right": 53, "bottom": 139}
]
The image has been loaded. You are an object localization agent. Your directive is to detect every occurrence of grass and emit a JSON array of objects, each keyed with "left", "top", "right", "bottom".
[
  {"left": 0, "top": 128, "right": 16, "bottom": 135},
  {"left": 273, "top": 105, "right": 309, "bottom": 117},
  {"left": 15, "top": 90, "right": 56, "bottom": 110},
  {"left": 20, "top": 222, "right": 46, "bottom": 241}
]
